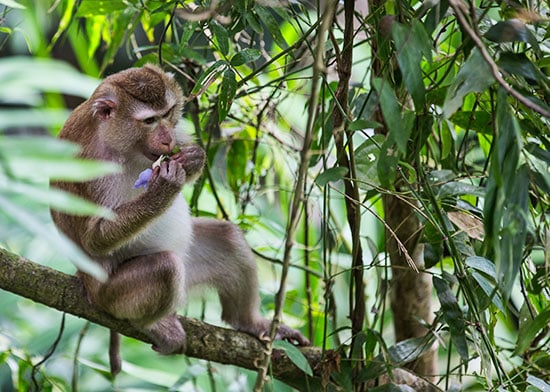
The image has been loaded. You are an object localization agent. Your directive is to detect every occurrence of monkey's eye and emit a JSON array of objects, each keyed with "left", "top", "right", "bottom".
[
  {"left": 162, "top": 108, "right": 174, "bottom": 119},
  {"left": 143, "top": 117, "right": 156, "bottom": 125}
]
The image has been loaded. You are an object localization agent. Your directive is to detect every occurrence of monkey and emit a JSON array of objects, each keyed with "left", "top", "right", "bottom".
[{"left": 50, "top": 64, "right": 310, "bottom": 375}]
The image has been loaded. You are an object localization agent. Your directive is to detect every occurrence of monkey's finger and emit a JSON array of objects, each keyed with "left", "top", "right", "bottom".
[
  {"left": 149, "top": 166, "right": 161, "bottom": 184},
  {"left": 170, "top": 152, "right": 185, "bottom": 164}
]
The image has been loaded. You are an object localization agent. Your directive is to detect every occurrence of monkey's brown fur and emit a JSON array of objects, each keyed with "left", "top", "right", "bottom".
[{"left": 51, "top": 65, "right": 309, "bottom": 375}]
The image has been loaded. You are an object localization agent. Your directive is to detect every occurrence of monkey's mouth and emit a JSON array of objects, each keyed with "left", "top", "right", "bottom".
[{"left": 144, "top": 152, "right": 162, "bottom": 161}]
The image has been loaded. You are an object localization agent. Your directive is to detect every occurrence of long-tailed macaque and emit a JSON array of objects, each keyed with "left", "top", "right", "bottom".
[{"left": 51, "top": 64, "right": 309, "bottom": 374}]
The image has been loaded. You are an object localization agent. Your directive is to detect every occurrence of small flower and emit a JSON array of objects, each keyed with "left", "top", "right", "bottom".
[{"left": 134, "top": 168, "right": 153, "bottom": 189}]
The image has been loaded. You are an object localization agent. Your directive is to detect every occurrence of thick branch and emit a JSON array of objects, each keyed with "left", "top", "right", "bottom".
[{"left": 0, "top": 247, "right": 327, "bottom": 390}]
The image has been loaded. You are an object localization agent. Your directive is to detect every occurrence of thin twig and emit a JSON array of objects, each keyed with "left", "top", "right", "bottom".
[
  {"left": 31, "top": 313, "right": 66, "bottom": 391},
  {"left": 449, "top": 0, "right": 550, "bottom": 118},
  {"left": 253, "top": 1, "right": 338, "bottom": 390}
]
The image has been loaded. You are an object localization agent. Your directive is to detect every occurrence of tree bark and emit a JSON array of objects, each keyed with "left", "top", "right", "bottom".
[
  {"left": 0, "top": 247, "right": 440, "bottom": 390},
  {"left": 0, "top": 247, "right": 327, "bottom": 391},
  {"left": 384, "top": 195, "right": 437, "bottom": 377}
]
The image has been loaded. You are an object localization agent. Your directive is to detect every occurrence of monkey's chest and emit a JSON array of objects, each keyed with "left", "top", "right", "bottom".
[{"left": 120, "top": 197, "right": 192, "bottom": 259}]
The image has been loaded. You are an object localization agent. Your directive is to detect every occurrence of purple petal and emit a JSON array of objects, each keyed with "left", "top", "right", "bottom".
[{"left": 134, "top": 168, "right": 153, "bottom": 189}]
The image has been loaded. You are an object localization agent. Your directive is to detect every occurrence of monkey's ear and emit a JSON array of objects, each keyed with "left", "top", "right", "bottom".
[{"left": 92, "top": 97, "right": 118, "bottom": 120}]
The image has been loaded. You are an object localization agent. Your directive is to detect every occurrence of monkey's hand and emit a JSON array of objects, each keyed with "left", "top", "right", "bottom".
[
  {"left": 170, "top": 144, "right": 205, "bottom": 180},
  {"left": 148, "top": 159, "right": 186, "bottom": 192}
]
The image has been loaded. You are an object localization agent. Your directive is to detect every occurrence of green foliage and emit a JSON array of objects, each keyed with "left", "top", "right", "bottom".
[{"left": 1, "top": 0, "right": 550, "bottom": 390}]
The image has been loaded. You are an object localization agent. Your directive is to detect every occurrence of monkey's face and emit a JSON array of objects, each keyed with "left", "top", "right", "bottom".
[
  {"left": 137, "top": 105, "right": 180, "bottom": 162},
  {"left": 91, "top": 65, "right": 184, "bottom": 163}
]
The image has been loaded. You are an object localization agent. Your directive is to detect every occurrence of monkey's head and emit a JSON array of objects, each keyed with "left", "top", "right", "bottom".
[{"left": 90, "top": 64, "right": 184, "bottom": 163}]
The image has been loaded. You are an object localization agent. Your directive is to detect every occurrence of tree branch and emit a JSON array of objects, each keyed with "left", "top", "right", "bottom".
[{"left": 0, "top": 247, "right": 328, "bottom": 390}]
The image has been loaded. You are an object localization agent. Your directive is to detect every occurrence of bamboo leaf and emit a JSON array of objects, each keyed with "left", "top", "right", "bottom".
[
  {"left": 433, "top": 276, "right": 469, "bottom": 360},
  {"left": 372, "top": 78, "right": 411, "bottom": 153},
  {"left": 355, "top": 134, "right": 385, "bottom": 190},
  {"left": 255, "top": 6, "right": 288, "bottom": 48},
  {"left": 210, "top": 20, "right": 230, "bottom": 56},
  {"left": 315, "top": 166, "right": 349, "bottom": 187},
  {"left": 358, "top": 336, "right": 436, "bottom": 381},
  {"left": 443, "top": 49, "right": 494, "bottom": 118},
  {"left": 0, "top": 0, "right": 25, "bottom": 9},
  {"left": 526, "top": 375, "right": 550, "bottom": 392},
  {"left": 76, "top": 0, "right": 128, "bottom": 17},
  {"left": 273, "top": 340, "right": 313, "bottom": 376},
  {"left": 514, "top": 309, "right": 550, "bottom": 355},
  {"left": 218, "top": 68, "right": 237, "bottom": 122},
  {"left": 392, "top": 20, "right": 431, "bottom": 110},
  {"left": 230, "top": 48, "right": 262, "bottom": 67}
]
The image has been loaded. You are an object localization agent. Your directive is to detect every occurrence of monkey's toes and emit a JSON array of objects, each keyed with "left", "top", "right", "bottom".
[{"left": 276, "top": 325, "right": 311, "bottom": 346}]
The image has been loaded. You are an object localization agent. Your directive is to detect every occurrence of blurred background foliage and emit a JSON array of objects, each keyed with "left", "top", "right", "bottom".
[{"left": 0, "top": 0, "right": 549, "bottom": 391}]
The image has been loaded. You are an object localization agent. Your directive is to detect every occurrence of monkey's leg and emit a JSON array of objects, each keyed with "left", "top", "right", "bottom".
[
  {"left": 84, "top": 252, "right": 186, "bottom": 354},
  {"left": 186, "top": 218, "right": 310, "bottom": 346}
]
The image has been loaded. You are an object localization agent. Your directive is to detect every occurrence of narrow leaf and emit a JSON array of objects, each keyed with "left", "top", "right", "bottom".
[
  {"left": 0, "top": 0, "right": 25, "bottom": 9},
  {"left": 76, "top": 0, "right": 127, "bottom": 17},
  {"left": 218, "top": 68, "right": 237, "bottom": 122},
  {"left": 210, "top": 21, "right": 229, "bottom": 55},
  {"left": 465, "top": 256, "right": 497, "bottom": 278},
  {"left": 392, "top": 21, "right": 431, "bottom": 109},
  {"left": 372, "top": 78, "right": 409, "bottom": 152},
  {"left": 273, "top": 340, "right": 313, "bottom": 376},
  {"left": 190, "top": 60, "right": 227, "bottom": 96},
  {"left": 514, "top": 309, "right": 550, "bottom": 355},
  {"left": 255, "top": 6, "right": 288, "bottom": 48},
  {"left": 0, "top": 195, "right": 107, "bottom": 281},
  {"left": 230, "top": 48, "right": 262, "bottom": 67},
  {"left": 315, "top": 166, "right": 348, "bottom": 187},
  {"left": 443, "top": 49, "right": 494, "bottom": 118},
  {"left": 526, "top": 375, "right": 550, "bottom": 392},
  {"left": 433, "top": 276, "right": 469, "bottom": 360}
]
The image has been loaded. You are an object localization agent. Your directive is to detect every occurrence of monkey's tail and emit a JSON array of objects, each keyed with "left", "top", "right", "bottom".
[{"left": 109, "top": 329, "right": 122, "bottom": 376}]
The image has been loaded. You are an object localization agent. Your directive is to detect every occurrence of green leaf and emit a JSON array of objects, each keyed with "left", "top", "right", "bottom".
[
  {"left": 433, "top": 276, "right": 469, "bottom": 360},
  {"left": 515, "top": 309, "right": 550, "bottom": 355},
  {"left": 355, "top": 134, "right": 385, "bottom": 190},
  {"left": 498, "top": 52, "right": 548, "bottom": 86},
  {"left": 3, "top": 181, "right": 113, "bottom": 218},
  {"left": 0, "top": 195, "right": 107, "bottom": 281},
  {"left": 449, "top": 111, "right": 493, "bottom": 133},
  {"left": 526, "top": 375, "right": 550, "bottom": 392},
  {"left": 376, "top": 138, "right": 399, "bottom": 189},
  {"left": 358, "top": 336, "right": 436, "bottom": 381},
  {"left": 255, "top": 6, "right": 288, "bottom": 49},
  {"left": 465, "top": 256, "right": 496, "bottom": 278},
  {"left": 218, "top": 68, "right": 237, "bottom": 122},
  {"left": 315, "top": 166, "right": 349, "bottom": 187},
  {"left": 273, "top": 340, "right": 313, "bottom": 376},
  {"left": 392, "top": 20, "right": 431, "bottom": 109},
  {"left": 471, "top": 271, "right": 505, "bottom": 313},
  {"left": 348, "top": 119, "right": 383, "bottom": 131},
  {"left": 0, "top": 0, "right": 25, "bottom": 9},
  {"left": 76, "top": 0, "right": 128, "bottom": 16},
  {"left": 210, "top": 20, "right": 230, "bottom": 56},
  {"left": 0, "top": 57, "right": 99, "bottom": 105},
  {"left": 0, "top": 136, "right": 120, "bottom": 182},
  {"left": 190, "top": 60, "right": 227, "bottom": 96},
  {"left": 373, "top": 78, "right": 403, "bottom": 151},
  {"left": 443, "top": 49, "right": 494, "bottom": 118},
  {"left": 485, "top": 19, "right": 528, "bottom": 43},
  {"left": 230, "top": 48, "right": 262, "bottom": 67},
  {"left": 438, "top": 182, "right": 485, "bottom": 198}
]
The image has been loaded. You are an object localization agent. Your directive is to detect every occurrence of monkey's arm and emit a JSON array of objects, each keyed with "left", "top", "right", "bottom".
[{"left": 83, "top": 162, "right": 185, "bottom": 256}]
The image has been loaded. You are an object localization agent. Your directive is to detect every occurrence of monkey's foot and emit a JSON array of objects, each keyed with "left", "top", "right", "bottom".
[
  {"left": 239, "top": 320, "right": 311, "bottom": 347},
  {"left": 274, "top": 324, "right": 311, "bottom": 346},
  {"left": 148, "top": 315, "right": 187, "bottom": 355}
]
